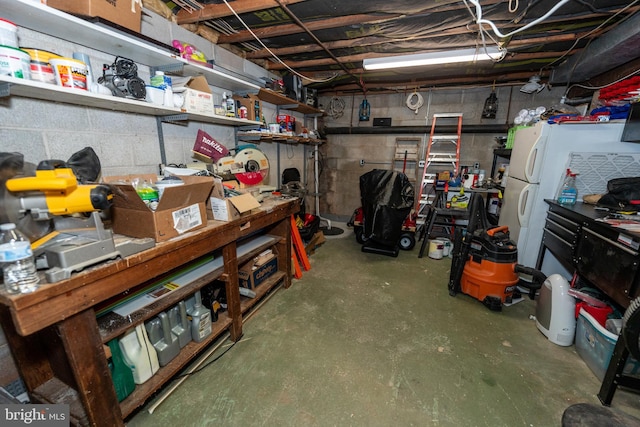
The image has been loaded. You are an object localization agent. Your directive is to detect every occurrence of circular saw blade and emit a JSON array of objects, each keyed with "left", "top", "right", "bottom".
[{"left": 234, "top": 147, "right": 269, "bottom": 186}]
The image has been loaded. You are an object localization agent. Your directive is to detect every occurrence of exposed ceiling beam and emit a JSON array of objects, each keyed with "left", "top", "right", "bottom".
[
  {"left": 264, "top": 49, "right": 576, "bottom": 71},
  {"left": 246, "top": 31, "right": 591, "bottom": 60},
  {"left": 176, "top": 0, "right": 306, "bottom": 24},
  {"left": 218, "top": 13, "right": 400, "bottom": 43},
  {"left": 316, "top": 71, "right": 549, "bottom": 93}
]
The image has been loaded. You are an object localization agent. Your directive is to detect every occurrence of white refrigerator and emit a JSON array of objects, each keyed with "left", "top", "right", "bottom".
[{"left": 498, "top": 121, "right": 640, "bottom": 277}]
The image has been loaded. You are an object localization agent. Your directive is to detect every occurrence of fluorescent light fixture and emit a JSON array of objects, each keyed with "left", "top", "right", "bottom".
[{"left": 363, "top": 47, "right": 504, "bottom": 70}]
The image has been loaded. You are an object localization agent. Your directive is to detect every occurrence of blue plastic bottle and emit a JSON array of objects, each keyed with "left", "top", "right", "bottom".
[{"left": 557, "top": 169, "right": 578, "bottom": 205}]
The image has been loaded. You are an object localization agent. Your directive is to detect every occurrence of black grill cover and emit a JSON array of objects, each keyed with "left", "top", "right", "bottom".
[{"left": 360, "top": 169, "right": 414, "bottom": 247}]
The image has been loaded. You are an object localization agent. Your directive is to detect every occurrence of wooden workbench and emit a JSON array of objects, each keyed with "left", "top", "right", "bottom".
[{"left": 0, "top": 197, "right": 298, "bottom": 426}]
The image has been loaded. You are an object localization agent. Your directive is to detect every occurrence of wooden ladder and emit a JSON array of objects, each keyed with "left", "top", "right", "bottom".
[
  {"left": 415, "top": 113, "right": 462, "bottom": 226},
  {"left": 392, "top": 137, "right": 420, "bottom": 183}
]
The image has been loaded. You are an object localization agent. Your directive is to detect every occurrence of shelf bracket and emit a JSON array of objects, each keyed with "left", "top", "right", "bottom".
[
  {"left": 155, "top": 117, "right": 167, "bottom": 166},
  {"left": 150, "top": 63, "right": 185, "bottom": 75},
  {"left": 160, "top": 114, "right": 190, "bottom": 125},
  {"left": 0, "top": 81, "right": 10, "bottom": 97}
]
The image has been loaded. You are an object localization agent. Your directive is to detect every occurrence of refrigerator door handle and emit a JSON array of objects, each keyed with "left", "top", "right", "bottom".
[
  {"left": 524, "top": 144, "right": 539, "bottom": 183},
  {"left": 517, "top": 184, "right": 534, "bottom": 227}
]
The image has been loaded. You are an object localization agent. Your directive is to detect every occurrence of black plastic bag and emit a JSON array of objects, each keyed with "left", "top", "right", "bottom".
[
  {"left": 360, "top": 169, "right": 414, "bottom": 247},
  {"left": 66, "top": 147, "right": 102, "bottom": 183},
  {"left": 597, "top": 177, "right": 640, "bottom": 210}
]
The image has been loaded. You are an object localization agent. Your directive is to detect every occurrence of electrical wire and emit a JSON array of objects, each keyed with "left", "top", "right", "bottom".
[
  {"left": 175, "top": 339, "right": 238, "bottom": 377},
  {"left": 466, "top": 0, "right": 571, "bottom": 39},
  {"left": 406, "top": 90, "right": 424, "bottom": 114},
  {"left": 220, "top": 0, "right": 338, "bottom": 84}
]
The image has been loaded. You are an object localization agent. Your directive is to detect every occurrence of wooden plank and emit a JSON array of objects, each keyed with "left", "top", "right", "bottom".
[
  {"left": 223, "top": 241, "right": 242, "bottom": 341},
  {"left": 56, "top": 310, "right": 123, "bottom": 426},
  {"left": 290, "top": 215, "right": 311, "bottom": 271},
  {"left": 0, "top": 305, "right": 54, "bottom": 392}
]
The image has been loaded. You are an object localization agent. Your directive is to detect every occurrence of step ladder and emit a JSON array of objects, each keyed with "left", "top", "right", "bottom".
[
  {"left": 392, "top": 137, "right": 420, "bottom": 183},
  {"left": 416, "top": 113, "right": 463, "bottom": 225}
]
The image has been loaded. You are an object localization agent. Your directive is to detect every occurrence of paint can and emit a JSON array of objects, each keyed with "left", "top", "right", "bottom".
[
  {"left": 0, "top": 45, "right": 31, "bottom": 79},
  {"left": 428, "top": 239, "right": 445, "bottom": 259},
  {"left": 0, "top": 18, "right": 18, "bottom": 48},
  {"left": 49, "top": 57, "right": 88, "bottom": 90}
]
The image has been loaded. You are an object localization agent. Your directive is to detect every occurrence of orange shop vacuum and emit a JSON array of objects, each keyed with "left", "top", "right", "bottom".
[{"left": 448, "top": 193, "right": 545, "bottom": 311}]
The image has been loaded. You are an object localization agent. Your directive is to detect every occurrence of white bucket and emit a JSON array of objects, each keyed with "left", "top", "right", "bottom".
[
  {"left": 428, "top": 239, "right": 445, "bottom": 259},
  {"left": 0, "top": 18, "right": 18, "bottom": 48},
  {"left": 49, "top": 57, "right": 88, "bottom": 90},
  {"left": 0, "top": 45, "right": 31, "bottom": 79}
]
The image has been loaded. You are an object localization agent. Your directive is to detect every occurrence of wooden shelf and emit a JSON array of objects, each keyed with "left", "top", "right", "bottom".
[
  {"left": 258, "top": 88, "right": 322, "bottom": 115},
  {"left": 238, "top": 131, "right": 324, "bottom": 145},
  {"left": 119, "top": 313, "right": 233, "bottom": 418},
  {"left": 97, "top": 235, "right": 280, "bottom": 342}
]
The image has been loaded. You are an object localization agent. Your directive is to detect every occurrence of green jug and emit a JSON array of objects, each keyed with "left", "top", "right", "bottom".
[{"left": 108, "top": 338, "right": 135, "bottom": 401}]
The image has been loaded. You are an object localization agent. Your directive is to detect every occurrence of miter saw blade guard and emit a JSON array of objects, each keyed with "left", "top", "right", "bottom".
[{"left": 215, "top": 145, "right": 269, "bottom": 186}]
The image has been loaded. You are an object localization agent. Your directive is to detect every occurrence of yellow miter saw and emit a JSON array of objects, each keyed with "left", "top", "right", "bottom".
[
  {"left": 2, "top": 159, "right": 154, "bottom": 283},
  {"left": 215, "top": 145, "right": 269, "bottom": 186}
]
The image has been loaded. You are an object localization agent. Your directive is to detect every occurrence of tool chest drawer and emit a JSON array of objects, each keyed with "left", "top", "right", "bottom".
[
  {"left": 545, "top": 213, "right": 579, "bottom": 246},
  {"left": 541, "top": 228, "right": 575, "bottom": 265},
  {"left": 546, "top": 211, "right": 579, "bottom": 235}
]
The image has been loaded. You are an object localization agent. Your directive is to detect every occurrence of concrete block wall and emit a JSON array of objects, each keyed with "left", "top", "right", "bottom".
[
  {"left": 317, "top": 85, "right": 567, "bottom": 219},
  {"left": 0, "top": 7, "right": 312, "bottom": 390}
]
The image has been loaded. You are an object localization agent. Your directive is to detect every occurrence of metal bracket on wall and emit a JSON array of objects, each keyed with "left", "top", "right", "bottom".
[
  {"left": 150, "top": 63, "right": 186, "bottom": 75},
  {"left": 0, "top": 82, "right": 10, "bottom": 97},
  {"left": 160, "top": 114, "right": 189, "bottom": 126}
]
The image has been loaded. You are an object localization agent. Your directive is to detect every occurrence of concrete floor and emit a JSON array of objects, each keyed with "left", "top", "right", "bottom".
[{"left": 127, "top": 226, "right": 640, "bottom": 426}]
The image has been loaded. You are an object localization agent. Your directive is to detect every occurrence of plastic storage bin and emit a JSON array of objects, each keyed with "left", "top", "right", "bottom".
[{"left": 575, "top": 308, "right": 640, "bottom": 381}]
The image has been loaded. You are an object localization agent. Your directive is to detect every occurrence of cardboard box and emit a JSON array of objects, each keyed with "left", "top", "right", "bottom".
[
  {"left": 180, "top": 76, "right": 214, "bottom": 115},
  {"left": 207, "top": 178, "right": 261, "bottom": 221},
  {"left": 238, "top": 252, "right": 278, "bottom": 290},
  {"left": 233, "top": 94, "right": 262, "bottom": 121},
  {"left": 104, "top": 174, "right": 213, "bottom": 242},
  {"left": 47, "top": 0, "right": 142, "bottom": 33}
]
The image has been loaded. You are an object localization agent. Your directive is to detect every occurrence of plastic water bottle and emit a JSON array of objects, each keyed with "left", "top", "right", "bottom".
[{"left": 0, "top": 223, "right": 40, "bottom": 294}]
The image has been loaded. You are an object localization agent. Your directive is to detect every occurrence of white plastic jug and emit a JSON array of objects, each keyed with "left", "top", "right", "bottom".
[{"left": 119, "top": 324, "right": 159, "bottom": 384}]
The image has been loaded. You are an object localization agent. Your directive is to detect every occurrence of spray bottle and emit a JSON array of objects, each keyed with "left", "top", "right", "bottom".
[{"left": 557, "top": 168, "right": 578, "bottom": 205}]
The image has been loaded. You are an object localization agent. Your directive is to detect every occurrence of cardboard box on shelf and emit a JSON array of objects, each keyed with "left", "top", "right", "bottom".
[
  {"left": 233, "top": 94, "right": 262, "bottom": 121},
  {"left": 238, "top": 250, "right": 278, "bottom": 290},
  {"left": 46, "top": 0, "right": 142, "bottom": 33},
  {"left": 179, "top": 76, "right": 214, "bottom": 115},
  {"left": 207, "top": 178, "right": 261, "bottom": 222},
  {"left": 103, "top": 174, "right": 213, "bottom": 242}
]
